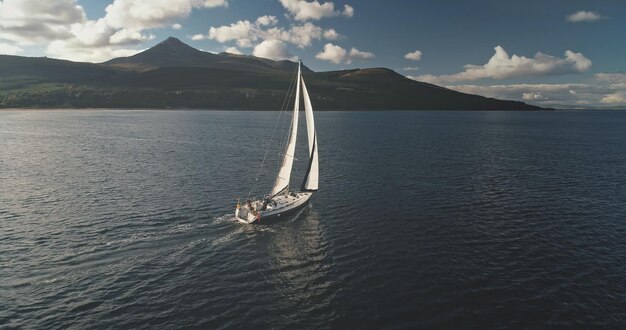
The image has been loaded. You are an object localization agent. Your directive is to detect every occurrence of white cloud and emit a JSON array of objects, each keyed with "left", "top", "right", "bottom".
[
  {"left": 208, "top": 20, "right": 258, "bottom": 47},
  {"left": 426, "top": 80, "right": 626, "bottom": 109},
  {"left": 190, "top": 34, "right": 206, "bottom": 41},
  {"left": 224, "top": 46, "right": 242, "bottom": 55},
  {"left": 256, "top": 15, "right": 278, "bottom": 26},
  {"left": 279, "top": 0, "right": 354, "bottom": 21},
  {"left": 343, "top": 5, "right": 354, "bottom": 18},
  {"left": 172, "top": 23, "right": 182, "bottom": 30},
  {"left": 0, "top": 0, "right": 86, "bottom": 44},
  {"left": 104, "top": 0, "right": 227, "bottom": 30},
  {"left": 415, "top": 46, "right": 592, "bottom": 84},
  {"left": 0, "top": 0, "right": 225, "bottom": 62},
  {"left": 567, "top": 11, "right": 605, "bottom": 22},
  {"left": 601, "top": 92, "right": 626, "bottom": 104},
  {"left": 207, "top": 18, "right": 337, "bottom": 49},
  {"left": 403, "top": 66, "right": 419, "bottom": 71},
  {"left": 522, "top": 92, "right": 546, "bottom": 100},
  {"left": 271, "top": 22, "right": 323, "bottom": 48},
  {"left": 109, "top": 28, "right": 154, "bottom": 45},
  {"left": 46, "top": 39, "right": 142, "bottom": 62},
  {"left": 404, "top": 50, "right": 422, "bottom": 61},
  {"left": 315, "top": 43, "right": 374, "bottom": 64},
  {"left": 349, "top": 47, "right": 375, "bottom": 61},
  {"left": 253, "top": 39, "right": 294, "bottom": 61},
  {"left": 595, "top": 73, "right": 626, "bottom": 83},
  {"left": 0, "top": 42, "right": 23, "bottom": 55},
  {"left": 315, "top": 43, "right": 346, "bottom": 64},
  {"left": 323, "top": 28, "right": 341, "bottom": 40}
]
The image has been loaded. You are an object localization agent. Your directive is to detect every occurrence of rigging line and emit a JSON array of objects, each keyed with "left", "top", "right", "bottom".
[{"left": 247, "top": 67, "right": 299, "bottom": 199}]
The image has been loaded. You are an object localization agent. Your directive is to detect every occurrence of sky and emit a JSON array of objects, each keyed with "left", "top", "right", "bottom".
[{"left": 0, "top": 0, "right": 624, "bottom": 109}]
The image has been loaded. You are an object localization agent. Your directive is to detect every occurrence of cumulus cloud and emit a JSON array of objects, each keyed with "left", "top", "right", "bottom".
[
  {"left": 0, "top": 0, "right": 86, "bottom": 44},
  {"left": 315, "top": 43, "right": 375, "bottom": 64},
  {"left": 567, "top": 11, "right": 605, "bottom": 22},
  {"left": 49, "top": 0, "right": 226, "bottom": 61},
  {"left": 315, "top": 43, "right": 346, "bottom": 63},
  {"left": 190, "top": 34, "right": 206, "bottom": 41},
  {"left": 46, "top": 39, "right": 143, "bottom": 62},
  {"left": 256, "top": 15, "right": 278, "bottom": 26},
  {"left": 601, "top": 92, "right": 626, "bottom": 104},
  {"left": 280, "top": 0, "right": 354, "bottom": 21},
  {"left": 0, "top": 42, "right": 23, "bottom": 55},
  {"left": 415, "top": 46, "right": 592, "bottom": 84},
  {"left": 349, "top": 47, "right": 375, "bottom": 61},
  {"left": 172, "top": 23, "right": 182, "bottom": 30},
  {"left": 253, "top": 39, "right": 294, "bottom": 61},
  {"left": 404, "top": 50, "right": 422, "bottom": 61},
  {"left": 322, "top": 29, "right": 341, "bottom": 40},
  {"left": 522, "top": 92, "right": 546, "bottom": 100},
  {"left": 209, "top": 20, "right": 258, "bottom": 47},
  {"left": 104, "top": 0, "right": 228, "bottom": 30},
  {"left": 206, "top": 17, "right": 337, "bottom": 49},
  {"left": 224, "top": 46, "right": 242, "bottom": 55}
]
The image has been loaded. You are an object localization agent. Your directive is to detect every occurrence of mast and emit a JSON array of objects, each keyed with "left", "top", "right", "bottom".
[
  {"left": 300, "top": 70, "right": 319, "bottom": 191},
  {"left": 270, "top": 61, "right": 301, "bottom": 197}
]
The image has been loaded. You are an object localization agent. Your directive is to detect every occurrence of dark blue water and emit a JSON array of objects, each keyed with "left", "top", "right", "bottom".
[{"left": 1, "top": 110, "right": 625, "bottom": 328}]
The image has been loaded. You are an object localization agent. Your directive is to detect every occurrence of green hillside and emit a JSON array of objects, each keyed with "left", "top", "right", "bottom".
[{"left": 0, "top": 37, "right": 543, "bottom": 110}]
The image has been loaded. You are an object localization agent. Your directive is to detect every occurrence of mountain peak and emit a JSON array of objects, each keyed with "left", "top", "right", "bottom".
[
  {"left": 157, "top": 36, "right": 187, "bottom": 47},
  {"left": 104, "top": 36, "right": 211, "bottom": 68},
  {"left": 149, "top": 36, "right": 197, "bottom": 53}
]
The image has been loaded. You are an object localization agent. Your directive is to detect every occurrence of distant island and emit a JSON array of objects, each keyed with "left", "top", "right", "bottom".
[{"left": 0, "top": 37, "right": 544, "bottom": 110}]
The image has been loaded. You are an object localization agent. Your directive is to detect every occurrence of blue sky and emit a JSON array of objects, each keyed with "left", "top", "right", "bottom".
[{"left": 0, "top": 0, "right": 624, "bottom": 108}]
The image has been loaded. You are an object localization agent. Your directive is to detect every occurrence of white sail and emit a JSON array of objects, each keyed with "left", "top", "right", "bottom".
[
  {"left": 270, "top": 63, "right": 301, "bottom": 197},
  {"left": 300, "top": 76, "right": 319, "bottom": 191}
]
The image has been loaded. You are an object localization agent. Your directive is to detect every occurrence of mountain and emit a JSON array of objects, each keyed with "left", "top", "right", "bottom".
[{"left": 0, "top": 37, "right": 544, "bottom": 110}]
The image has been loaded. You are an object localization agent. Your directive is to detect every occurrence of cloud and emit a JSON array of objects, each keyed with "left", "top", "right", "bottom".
[
  {"left": 172, "top": 23, "right": 182, "bottom": 30},
  {"left": 601, "top": 92, "right": 626, "bottom": 104},
  {"left": 46, "top": 40, "right": 142, "bottom": 62},
  {"left": 256, "top": 15, "right": 278, "bottom": 26},
  {"left": 0, "top": 42, "right": 23, "bottom": 55},
  {"left": 190, "top": 34, "right": 206, "bottom": 41},
  {"left": 522, "top": 92, "right": 546, "bottom": 100},
  {"left": 279, "top": 0, "right": 354, "bottom": 21},
  {"left": 207, "top": 17, "right": 337, "bottom": 48},
  {"left": 253, "top": 39, "right": 294, "bottom": 61},
  {"left": 430, "top": 78, "right": 626, "bottom": 109},
  {"left": 322, "top": 29, "right": 341, "bottom": 40},
  {"left": 567, "top": 10, "right": 605, "bottom": 22},
  {"left": 415, "top": 46, "right": 592, "bottom": 84},
  {"left": 224, "top": 46, "right": 243, "bottom": 55},
  {"left": 315, "top": 43, "right": 375, "bottom": 64},
  {"left": 0, "top": 0, "right": 86, "bottom": 44},
  {"left": 209, "top": 20, "right": 258, "bottom": 47},
  {"left": 595, "top": 72, "right": 626, "bottom": 83},
  {"left": 349, "top": 47, "right": 375, "bottom": 61},
  {"left": 315, "top": 43, "right": 346, "bottom": 63},
  {"left": 403, "top": 66, "right": 419, "bottom": 71},
  {"left": 104, "top": 0, "right": 228, "bottom": 30},
  {"left": 404, "top": 50, "right": 422, "bottom": 61}
]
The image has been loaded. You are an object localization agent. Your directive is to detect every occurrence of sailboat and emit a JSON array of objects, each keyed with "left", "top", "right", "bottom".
[{"left": 235, "top": 61, "right": 318, "bottom": 224}]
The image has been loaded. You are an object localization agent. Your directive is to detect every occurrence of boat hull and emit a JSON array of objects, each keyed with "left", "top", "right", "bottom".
[{"left": 236, "top": 192, "right": 312, "bottom": 224}]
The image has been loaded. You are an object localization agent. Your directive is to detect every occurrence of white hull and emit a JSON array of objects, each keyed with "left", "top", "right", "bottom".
[{"left": 236, "top": 192, "right": 312, "bottom": 224}]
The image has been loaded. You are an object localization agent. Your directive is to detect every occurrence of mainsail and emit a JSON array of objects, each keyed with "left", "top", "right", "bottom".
[
  {"left": 270, "top": 63, "right": 301, "bottom": 197},
  {"left": 300, "top": 77, "right": 319, "bottom": 191}
]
